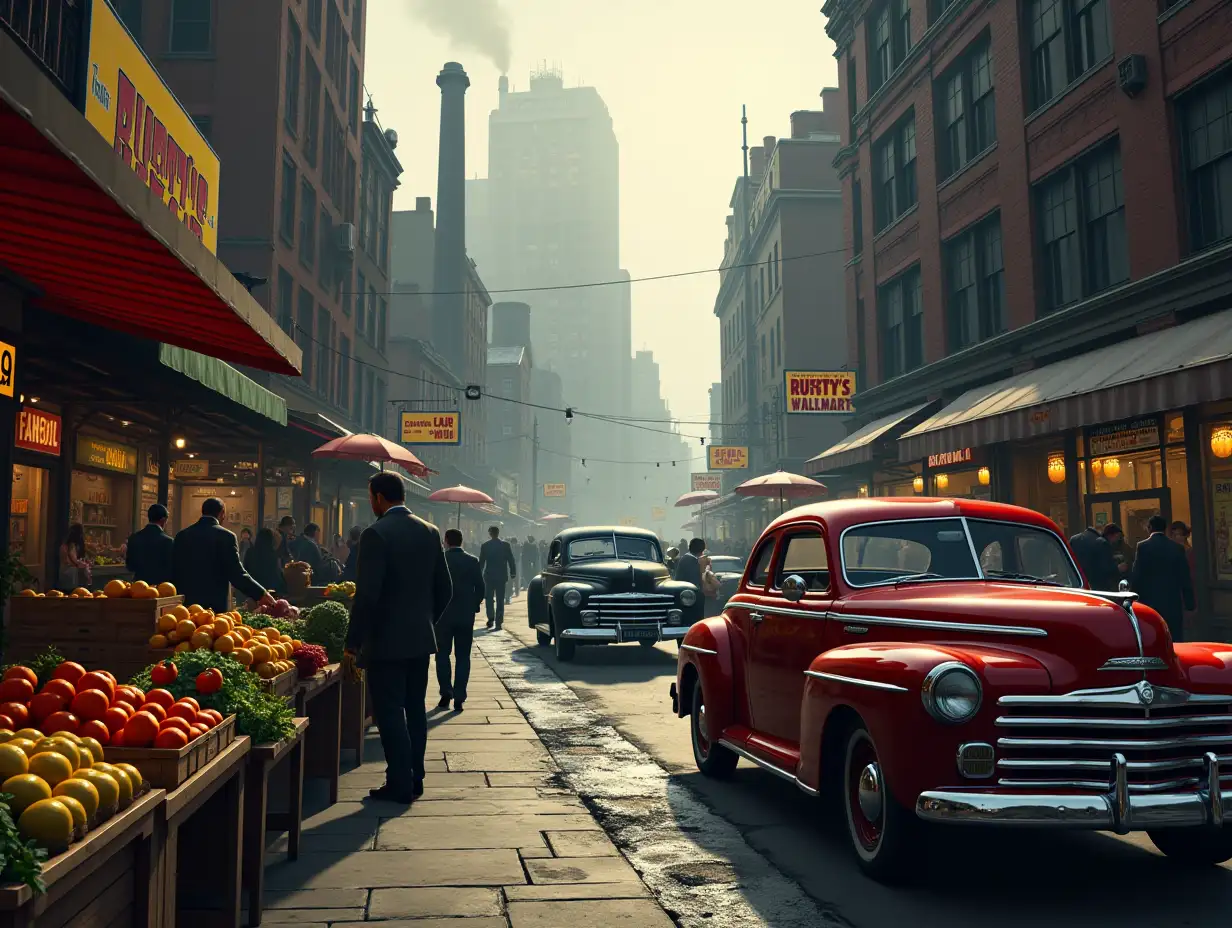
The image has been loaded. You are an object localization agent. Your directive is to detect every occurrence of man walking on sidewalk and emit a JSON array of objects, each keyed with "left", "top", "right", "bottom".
[
  {"left": 479, "top": 525, "right": 516, "bottom": 629},
  {"left": 436, "top": 529, "right": 485, "bottom": 712},
  {"left": 344, "top": 472, "right": 453, "bottom": 803}
]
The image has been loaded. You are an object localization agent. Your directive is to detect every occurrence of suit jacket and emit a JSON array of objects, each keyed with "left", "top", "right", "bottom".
[
  {"left": 440, "top": 547, "right": 485, "bottom": 631},
  {"left": 126, "top": 523, "right": 174, "bottom": 586},
  {"left": 1069, "top": 527, "right": 1119, "bottom": 591},
  {"left": 521, "top": 543, "right": 539, "bottom": 576},
  {"left": 674, "top": 551, "right": 703, "bottom": 588},
  {"left": 290, "top": 535, "right": 324, "bottom": 573},
  {"left": 1131, "top": 532, "right": 1195, "bottom": 632},
  {"left": 172, "top": 517, "right": 265, "bottom": 612},
  {"left": 345, "top": 506, "right": 453, "bottom": 662},
  {"left": 479, "top": 538, "right": 517, "bottom": 583}
]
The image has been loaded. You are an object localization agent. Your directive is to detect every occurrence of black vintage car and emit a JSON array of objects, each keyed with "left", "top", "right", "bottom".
[{"left": 527, "top": 526, "right": 702, "bottom": 660}]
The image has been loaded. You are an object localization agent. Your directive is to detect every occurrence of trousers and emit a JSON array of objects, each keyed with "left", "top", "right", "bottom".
[
  {"left": 365, "top": 656, "right": 431, "bottom": 793},
  {"left": 435, "top": 620, "right": 475, "bottom": 703},
  {"left": 485, "top": 580, "right": 507, "bottom": 625}
]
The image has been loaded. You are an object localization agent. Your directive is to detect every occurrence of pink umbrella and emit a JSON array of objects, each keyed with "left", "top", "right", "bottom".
[
  {"left": 428, "top": 484, "right": 495, "bottom": 528},
  {"left": 312, "top": 433, "right": 430, "bottom": 478},
  {"left": 675, "top": 490, "right": 719, "bottom": 508},
  {"left": 735, "top": 470, "right": 827, "bottom": 514}
]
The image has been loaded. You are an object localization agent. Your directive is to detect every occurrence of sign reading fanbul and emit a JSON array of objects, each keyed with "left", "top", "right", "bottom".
[{"left": 785, "top": 371, "right": 856, "bottom": 414}]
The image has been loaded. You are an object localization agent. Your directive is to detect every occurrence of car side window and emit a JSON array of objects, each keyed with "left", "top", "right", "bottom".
[
  {"left": 774, "top": 531, "right": 830, "bottom": 593},
  {"left": 548, "top": 540, "right": 562, "bottom": 566},
  {"left": 745, "top": 539, "right": 774, "bottom": 590}
]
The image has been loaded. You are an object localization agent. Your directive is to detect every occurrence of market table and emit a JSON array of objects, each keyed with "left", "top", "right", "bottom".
[
  {"left": 340, "top": 676, "right": 370, "bottom": 766},
  {"left": 0, "top": 788, "right": 165, "bottom": 928},
  {"left": 157, "top": 735, "right": 251, "bottom": 928},
  {"left": 295, "top": 666, "right": 341, "bottom": 804},
  {"left": 242, "top": 719, "right": 308, "bottom": 928}
]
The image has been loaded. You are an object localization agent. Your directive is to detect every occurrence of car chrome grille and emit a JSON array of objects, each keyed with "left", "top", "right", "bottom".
[
  {"left": 995, "top": 685, "right": 1232, "bottom": 793},
  {"left": 587, "top": 593, "right": 676, "bottom": 626}
]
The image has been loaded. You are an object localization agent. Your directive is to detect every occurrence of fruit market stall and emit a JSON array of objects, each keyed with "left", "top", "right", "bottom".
[
  {"left": 293, "top": 582, "right": 355, "bottom": 611},
  {"left": 242, "top": 717, "right": 308, "bottom": 928},
  {"left": 293, "top": 662, "right": 340, "bottom": 806}
]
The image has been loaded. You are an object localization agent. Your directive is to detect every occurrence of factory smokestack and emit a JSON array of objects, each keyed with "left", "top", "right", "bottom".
[{"left": 432, "top": 61, "right": 470, "bottom": 374}]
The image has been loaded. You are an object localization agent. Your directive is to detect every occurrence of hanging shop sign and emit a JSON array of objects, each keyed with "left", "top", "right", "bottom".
[
  {"left": 708, "top": 446, "right": 749, "bottom": 470},
  {"left": 543, "top": 483, "right": 567, "bottom": 498},
  {"left": 927, "top": 448, "right": 974, "bottom": 469},
  {"left": 496, "top": 475, "right": 518, "bottom": 500},
  {"left": 691, "top": 473, "right": 723, "bottom": 492},
  {"left": 15, "top": 408, "right": 61, "bottom": 456},
  {"left": 83, "top": 0, "right": 220, "bottom": 252},
  {"left": 1213, "top": 479, "right": 1232, "bottom": 582},
  {"left": 1086, "top": 416, "right": 1160, "bottom": 458},
  {"left": 174, "top": 459, "right": 209, "bottom": 478},
  {"left": 76, "top": 437, "right": 138, "bottom": 475},
  {"left": 785, "top": 371, "right": 857, "bottom": 414},
  {"left": 651, "top": 507, "right": 666, "bottom": 522},
  {"left": 0, "top": 340, "right": 15, "bottom": 399},
  {"left": 400, "top": 411, "right": 460, "bottom": 445}
]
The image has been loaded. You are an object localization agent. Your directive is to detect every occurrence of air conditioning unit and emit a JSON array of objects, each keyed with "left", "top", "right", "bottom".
[
  {"left": 1117, "top": 55, "right": 1147, "bottom": 98},
  {"left": 335, "top": 222, "right": 356, "bottom": 254}
]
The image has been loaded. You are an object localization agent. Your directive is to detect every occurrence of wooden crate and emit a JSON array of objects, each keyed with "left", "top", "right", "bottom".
[
  {"left": 104, "top": 715, "right": 237, "bottom": 789},
  {"left": 260, "top": 666, "right": 300, "bottom": 699},
  {"left": 5, "top": 595, "right": 182, "bottom": 674}
]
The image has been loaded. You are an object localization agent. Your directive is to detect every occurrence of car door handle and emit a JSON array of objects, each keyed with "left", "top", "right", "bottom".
[{"left": 749, "top": 612, "right": 764, "bottom": 624}]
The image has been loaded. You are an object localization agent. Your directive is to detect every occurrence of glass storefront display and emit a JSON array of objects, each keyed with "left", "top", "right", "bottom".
[
  {"left": 10, "top": 464, "right": 50, "bottom": 584},
  {"left": 930, "top": 467, "right": 991, "bottom": 500},
  {"left": 70, "top": 469, "right": 134, "bottom": 569},
  {"left": 1009, "top": 440, "right": 1070, "bottom": 535},
  {"left": 1207, "top": 419, "right": 1232, "bottom": 583}
]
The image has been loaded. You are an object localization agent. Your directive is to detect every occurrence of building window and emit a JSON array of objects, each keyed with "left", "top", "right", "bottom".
[
  {"left": 945, "top": 213, "right": 1005, "bottom": 351},
  {"left": 878, "top": 265, "right": 923, "bottom": 379},
  {"left": 937, "top": 38, "right": 995, "bottom": 179},
  {"left": 352, "top": 0, "right": 363, "bottom": 50},
  {"left": 316, "top": 306, "right": 332, "bottom": 396},
  {"left": 299, "top": 180, "right": 316, "bottom": 268},
  {"left": 307, "top": 0, "right": 322, "bottom": 44},
  {"left": 304, "top": 60, "right": 321, "bottom": 167},
  {"left": 318, "top": 206, "right": 332, "bottom": 287},
  {"left": 358, "top": 158, "right": 371, "bottom": 250},
  {"left": 852, "top": 180, "right": 864, "bottom": 256},
  {"left": 873, "top": 112, "right": 917, "bottom": 232},
  {"left": 378, "top": 297, "right": 387, "bottom": 352},
  {"left": 169, "top": 0, "right": 211, "bottom": 54},
  {"left": 284, "top": 16, "right": 301, "bottom": 135},
  {"left": 1035, "top": 139, "right": 1127, "bottom": 312},
  {"left": 847, "top": 56, "right": 858, "bottom": 141},
  {"left": 349, "top": 59, "right": 361, "bottom": 136},
  {"left": 338, "top": 334, "right": 351, "bottom": 409},
  {"left": 855, "top": 295, "right": 867, "bottom": 380},
  {"left": 1028, "top": 0, "right": 1111, "bottom": 111},
  {"left": 929, "top": 0, "right": 959, "bottom": 21},
  {"left": 1180, "top": 68, "right": 1232, "bottom": 253},
  {"left": 377, "top": 183, "right": 390, "bottom": 270},
  {"left": 277, "top": 267, "right": 294, "bottom": 335},
  {"left": 868, "top": 0, "right": 911, "bottom": 92},
  {"left": 296, "top": 288, "right": 314, "bottom": 382},
  {"left": 325, "top": 1, "right": 346, "bottom": 89},
  {"left": 355, "top": 270, "right": 365, "bottom": 327},
  {"left": 279, "top": 153, "right": 297, "bottom": 245},
  {"left": 367, "top": 283, "right": 378, "bottom": 338}
]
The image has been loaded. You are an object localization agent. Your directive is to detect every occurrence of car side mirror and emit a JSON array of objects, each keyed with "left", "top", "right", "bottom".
[{"left": 781, "top": 574, "right": 807, "bottom": 603}]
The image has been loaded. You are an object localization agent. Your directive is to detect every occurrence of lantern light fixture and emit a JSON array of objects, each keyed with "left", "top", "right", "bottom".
[
  {"left": 1212, "top": 426, "right": 1232, "bottom": 460},
  {"left": 1103, "top": 458, "right": 1122, "bottom": 479},
  {"left": 1047, "top": 455, "right": 1066, "bottom": 485},
  {"left": 935, "top": 473, "right": 950, "bottom": 491},
  {"left": 977, "top": 466, "right": 990, "bottom": 486},
  {"left": 912, "top": 475, "right": 924, "bottom": 494}
]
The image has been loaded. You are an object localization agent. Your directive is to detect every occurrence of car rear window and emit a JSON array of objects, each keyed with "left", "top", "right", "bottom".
[
  {"left": 746, "top": 539, "right": 774, "bottom": 589},
  {"left": 775, "top": 532, "right": 829, "bottom": 593}
]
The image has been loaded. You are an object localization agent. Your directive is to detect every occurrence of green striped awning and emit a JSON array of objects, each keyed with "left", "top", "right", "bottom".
[{"left": 159, "top": 344, "right": 288, "bottom": 425}]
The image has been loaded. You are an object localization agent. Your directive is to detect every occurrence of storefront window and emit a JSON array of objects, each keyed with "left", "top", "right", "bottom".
[
  {"left": 1088, "top": 449, "right": 1163, "bottom": 494},
  {"left": 10, "top": 465, "right": 50, "bottom": 586},
  {"left": 930, "top": 468, "right": 990, "bottom": 500},
  {"left": 873, "top": 465, "right": 922, "bottom": 497},
  {"left": 1011, "top": 441, "right": 1070, "bottom": 535},
  {"left": 1208, "top": 421, "right": 1232, "bottom": 583},
  {"left": 71, "top": 469, "right": 133, "bottom": 569}
]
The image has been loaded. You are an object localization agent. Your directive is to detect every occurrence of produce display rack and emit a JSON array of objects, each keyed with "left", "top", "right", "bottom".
[
  {"left": 0, "top": 788, "right": 165, "bottom": 928},
  {"left": 340, "top": 675, "right": 371, "bottom": 766},
  {"left": 295, "top": 666, "right": 342, "bottom": 805},
  {"left": 242, "top": 718, "right": 308, "bottom": 928},
  {"left": 106, "top": 715, "right": 238, "bottom": 790},
  {"left": 258, "top": 667, "right": 299, "bottom": 700}
]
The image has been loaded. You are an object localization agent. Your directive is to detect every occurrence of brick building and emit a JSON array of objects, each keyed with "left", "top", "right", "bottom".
[{"left": 814, "top": 0, "right": 1232, "bottom": 636}]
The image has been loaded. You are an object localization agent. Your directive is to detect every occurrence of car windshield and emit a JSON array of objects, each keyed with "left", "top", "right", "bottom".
[
  {"left": 841, "top": 517, "right": 1080, "bottom": 588},
  {"left": 708, "top": 556, "right": 746, "bottom": 574},
  {"left": 567, "top": 534, "right": 662, "bottom": 562}
]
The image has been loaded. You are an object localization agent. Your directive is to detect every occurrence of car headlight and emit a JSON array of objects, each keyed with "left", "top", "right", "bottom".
[
  {"left": 563, "top": 589, "right": 582, "bottom": 609},
  {"left": 679, "top": 589, "right": 697, "bottom": 607},
  {"left": 921, "top": 663, "right": 982, "bottom": 724}
]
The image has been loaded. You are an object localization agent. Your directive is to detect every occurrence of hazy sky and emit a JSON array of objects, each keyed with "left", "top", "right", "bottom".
[{"left": 365, "top": 1, "right": 838, "bottom": 431}]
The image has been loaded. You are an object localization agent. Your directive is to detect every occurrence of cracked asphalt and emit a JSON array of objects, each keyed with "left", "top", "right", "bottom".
[{"left": 490, "top": 597, "right": 1232, "bottom": 927}]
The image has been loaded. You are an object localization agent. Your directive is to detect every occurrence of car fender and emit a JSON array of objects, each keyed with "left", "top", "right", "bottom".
[
  {"left": 1174, "top": 642, "right": 1232, "bottom": 691},
  {"left": 675, "top": 616, "right": 743, "bottom": 735},
  {"left": 527, "top": 575, "right": 544, "bottom": 627},
  {"left": 798, "top": 642, "right": 1051, "bottom": 805}
]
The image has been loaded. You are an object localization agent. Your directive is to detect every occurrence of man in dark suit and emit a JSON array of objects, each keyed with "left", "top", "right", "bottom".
[
  {"left": 478, "top": 525, "right": 516, "bottom": 630},
  {"left": 172, "top": 498, "right": 274, "bottom": 613},
  {"left": 344, "top": 473, "right": 453, "bottom": 803},
  {"left": 674, "top": 537, "right": 706, "bottom": 588},
  {"left": 1069, "top": 525, "right": 1119, "bottom": 591},
  {"left": 1131, "top": 514, "right": 1196, "bottom": 641},
  {"left": 292, "top": 521, "right": 325, "bottom": 574},
  {"left": 126, "top": 503, "right": 174, "bottom": 586},
  {"left": 435, "top": 529, "right": 485, "bottom": 712},
  {"left": 522, "top": 535, "right": 539, "bottom": 583}
]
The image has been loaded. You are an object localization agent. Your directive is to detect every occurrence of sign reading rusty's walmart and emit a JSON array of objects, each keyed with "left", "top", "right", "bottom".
[{"left": 83, "top": 0, "right": 220, "bottom": 253}]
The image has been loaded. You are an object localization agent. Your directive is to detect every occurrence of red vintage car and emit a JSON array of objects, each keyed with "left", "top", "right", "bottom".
[{"left": 671, "top": 497, "right": 1232, "bottom": 881}]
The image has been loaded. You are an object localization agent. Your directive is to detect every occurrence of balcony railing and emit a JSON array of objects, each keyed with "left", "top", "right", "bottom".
[{"left": 1, "top": 0, "right": 85, "bottom": 100}]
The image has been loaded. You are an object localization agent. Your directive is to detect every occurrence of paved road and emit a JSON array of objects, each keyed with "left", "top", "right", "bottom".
[{"left": 497, "top": 596, "right": 1232, "bottom": 927}]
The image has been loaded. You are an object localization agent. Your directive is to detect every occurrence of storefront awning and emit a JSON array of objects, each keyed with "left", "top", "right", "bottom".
[
  {"left": 159, "top": 345, "right": 287, "bottom": 426},
  {"left": 806, "top": 402, "right": 932, "bottom": 474},
  {"left": 898, "top": 307, "right": 1232, "bottom": 461},
  {"left": 0, "top": 33, "right": 300, "bottom": 375}
]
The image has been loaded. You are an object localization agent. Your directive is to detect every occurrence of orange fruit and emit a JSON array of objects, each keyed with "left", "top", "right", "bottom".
[
  {"left": 70, "top": 689, "right": 110, "bottom": 722},
  {"left": 157, "top": 612, "right": 177, "bottom": 633},
  {"left": 167, "top": 703, "right": 197, "bottom": 724},
  {"left": 131, "top": 580, "right": 152, "bottom": 596},
  {"left": 103, "top": 579, "right": 128, "bottom": 598},
  {"left": 0, "top": 703, "right": 27, "bottom": 729},
  {"left": 122, "top": 713, "right": 159, "bottom": 748},
  {"left": 102, "top": 707, "right": 130, "bottom": 735},
  {"left": 42, "top": 711, "right": 80, "bottom": 736},
  {"left": 117, "top": 686, "right": 144, "bottom": 705},
  {"left": 187, "top": 603, "right": 204, "bottom": 616},
  {"left": 41, "top": 679, "right": 76, "bottom": 703},
  {"left": 144, "top": 689, "right": 175, "bottom": 710},
  {"left": 3, "top": 667, "right": 37, "bottom": 688},
  {"left": 149, "top": 634, "right": 169, "bottom": 649},
  {"left": 142, "top": 703, "right": 166, "bottom": 723},
  {"left": 0, "top": 677, "right": 34, "bottom": 704},
  {"left": 156, "top": 581, "right": 177, "bottom": 597},
  {"left": 170, "top": 604, "right": 190, "bottom": 622},
  {"left": 232, "top": 648, "right": 253, "bottom": 667},
  {"left": 188, "top": 725, "right": 207, "bottom": 739},
  {"left": 28, "top": 692, "right": 66, "bottom": 724},
  {"left": 176, "top": 697, "right": 200, "bottom": 712},
  {"left": 214, "top": 636, "right": 235, "bottom": 654},
  {"left": 78, "top": 720, "right": 110, "bottom": 746},
  {"left": 174, "top": 642, "right": 190, "bottom": 653},
  {"left": 194, "top": 712, "right": 215, "bottom": 729},
  {"left": 189, "top": 630, "right": 213, "bottom": 650},
  {"left": 175, "top": 618, "right": 197, "bottom": 640},
  {"left": 160, "top": 717, "right": 192, "bottom": 736},
  {"left": 77, "top": 672, "right": 115, "bottom": 701},
  {"left": 251, "top": 644, "right": 271, "bottom": 665},
  {"left": 154, "top": 728, "right": 188, "bottom": 749},
  {"left": 212, "top": 618, "right": 232, "bottom": 637}
]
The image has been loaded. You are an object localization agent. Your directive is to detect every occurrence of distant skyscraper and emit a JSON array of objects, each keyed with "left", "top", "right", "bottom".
[{"left": 468, "top": 68, "right": 631, "bottom": 524}]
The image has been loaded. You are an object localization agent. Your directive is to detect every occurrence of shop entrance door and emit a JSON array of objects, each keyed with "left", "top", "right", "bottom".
[{"left": 1086, "top": 491, "right": 1170, "bottom": 578}]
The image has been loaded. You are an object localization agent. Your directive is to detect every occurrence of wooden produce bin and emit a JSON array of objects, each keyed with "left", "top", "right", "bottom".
[
  {"left": 0, "top": 789, "right": 165, "bottom": 928},
  {"left": 107, "top": 717, "right": 238, "bottom": 790},
  {"left": 155, "top": 736, "right": 250, "bottom": 928},
  {"left": 340, "top": 675, "right": 371, "bottom": 766},
  {"left": 258, "top": 668, "right": 299, "bottom": 701},
  {"left": 295, "top": 666, "right": 341, "bottom": 805},
  {"left": 242, "top": 719, "right": 308, "bottom": 927}
]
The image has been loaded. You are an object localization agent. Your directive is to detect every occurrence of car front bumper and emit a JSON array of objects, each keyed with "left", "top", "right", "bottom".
[
  {"left": 559, "top": 626, "right": 692, "bottom": 643},
  {"left": 917, "top": 753, "right": 1229, "bottom": 833}
]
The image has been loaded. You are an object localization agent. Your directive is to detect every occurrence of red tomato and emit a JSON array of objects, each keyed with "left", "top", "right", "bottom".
[
  {"left": 150, "top": 662, "right": 178, "bottom": 686},
  {"left": 78, "top": 719, "right": 111, "bottom": 745},
  {"left": 50, "top": 661, "right": 86, "bottom": 684},
  {"left": 42, "top": 710, "right": 80, "bottom": 735},
  {"left": 76, "top": 672, "right": 115, "bottom": 700},
  {"left": 167, "top": 703, "right": 198, "bottom": 723},
  {"left": 103, "top": 706, "right": 131, "bottom": 735},
  {"left": 0, "top": 702, "right": 29, "bottom": 729},
  {"left": 28, "top": 691, "right": 66, "bottom": 723},
  {"left": 40, "top": 679, "right": 76, "bottom": 703},
  {"left": 0, "top": 677, "right": 33, "bottom": 705},
  {"left": 194, "top": 669, "right": 224, "bottom": 695},
  {"left": 0, "top": 714, "right": 14, "bottom": 731}
]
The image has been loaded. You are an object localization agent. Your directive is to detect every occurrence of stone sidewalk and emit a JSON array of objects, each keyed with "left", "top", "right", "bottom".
[{"left": 260, "top": 630, "right": 677, "bottom": 928}]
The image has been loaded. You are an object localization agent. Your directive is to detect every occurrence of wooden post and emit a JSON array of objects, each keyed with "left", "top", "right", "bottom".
[
  {"left": 158, "top": 410, "right": 172, "bottom": 508},
  {"left": 255, "top": 441, "right": 266, "bottom": 531}
]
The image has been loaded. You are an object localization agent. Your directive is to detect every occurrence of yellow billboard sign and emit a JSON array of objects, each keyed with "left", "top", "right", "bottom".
[
  {"left": 401, "top": 411, "right": 461, "bottom": 445},
  {"left": 708, "top": 446, "right": 749, "bottom": 470},
  {"left": 84, "top": 0, "right": 220, "bottom": 253},
  {"left": 543, "top": 483, "right": 567, "bottom": 498},
  {"left": 651, "top": 507, "right": 666, "bottom": 522},
  {"left": 785, "top": 371, "right": 857, "bottom": 414}
]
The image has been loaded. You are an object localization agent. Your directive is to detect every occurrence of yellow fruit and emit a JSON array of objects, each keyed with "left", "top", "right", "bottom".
[
  {"left": 214, "top": 636, "right": 235, "bottom": 654},
  {"left": 170, "top": 604, "right": 191, "bottom": 622},
  {"left": 115, "top": 763, "right": 143, "bottom": 794},
  {"left": 29, "top": 752, "right": 74, "bottom": 787},
  {"left": 79, "top": 737, "right": 104, "bottom": 766},
  {"left": 8, "top": 738, "right": 38, "bottom": 759},
  {"left": 190, "top": 630, "right": 214, "bottom": 650},
  {"left": 94, "top": 592, "right": 107, "bottom": 599},
  {"left": 0, "top": 730, "right": 14, "bottom": 743},
  {"left": 157, "top": 581, "right": 177, "bottom": 597},
  {"left": 251, "top": 644, "right": 272, "bottom": 665},
  {"left": 2, "top": 773, "right": 52, "bottom": 813},
  {"left": 53, "top": 778, "right": 99, "bottom": 819},
  {"left": 71, "top": 587, "right": 91, "bottom": 597},
  {"left": 103, "top": 579, "right": 128, "bottom": 598},
  {"left": 233, "top": 648, "right": 253, "bottom": 667},
  {"left": 93, "top": 763, "right": 133, "bottom": 804},
  {"left": 149, "top": 634, "right": 169, "bottom": 649},
  {"left": 278, "top": 634, "right": 292, "bottom": 644},
  {"left": 158, "top": 612, "right": 178, "bottom": 633},
  {"left": 75, "top": 746, "right": 95, "bottom": 768},
  {"left": 75, "top": 769, "right": 119, "bottom": 813},
  {"left": 46, "top": 590, "right": 64, "bottom": 598},
  {"left": 16, "top": 589, "right": 36, "bottom": 597},
  {"left": 187, "top": 603, "right": 204, "bottom": 616},
  {"left": 14, "top": 729, "right": 42, "bottom": 744},
  {"left": 55, "top": 731, "right": 83, "bottom": 745},
  {"left": 175, "top": 618, "right": 197, "bottom": 639},
  {"left": 0, "top": 744, "right": 29, "bottom": 778},
  {"left": 254, "top": 662, "right": 276, "bottom": 679},
  {"left": 17, "top": 798, "right": 73, "bottom": 849},
  {"left": 174, "top": 642, "right": 191, "bottom": 653},
  {"left": 37, "top": 738, "right": 80, "bottom": 771},
  {"left": 192, "top": 612, "right": 213, "bottom": 629},
  {"left": 55, "top": 793, "right": 87, "bottom": 830}
]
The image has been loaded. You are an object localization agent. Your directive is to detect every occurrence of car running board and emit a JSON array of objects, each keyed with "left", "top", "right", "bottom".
[{"left": 534, "top": 623, "right": 552, "bottom": 636}]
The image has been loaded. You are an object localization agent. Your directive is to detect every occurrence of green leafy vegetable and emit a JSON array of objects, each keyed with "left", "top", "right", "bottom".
[
  {"left": 243, "top": 613, "right": 306, "bottom": 640},
  {"left": 0, "top": 795, "right": 45, "bottom": 893},
  {"left": 130, "top": 651, "right": 296, "bottom": 746},
  {"left": 302, "top": 601, "right": 350, "bottom": 661},
  {"left": 1, "top": 646, "right": 68, "bottom": 689}
]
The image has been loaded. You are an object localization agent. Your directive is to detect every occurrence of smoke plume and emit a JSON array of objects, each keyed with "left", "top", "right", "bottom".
[{"left": 408, "top": 0, "right": 513, "bottom": 74}]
